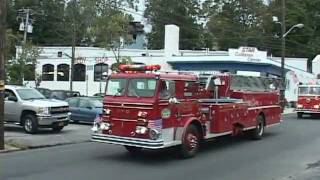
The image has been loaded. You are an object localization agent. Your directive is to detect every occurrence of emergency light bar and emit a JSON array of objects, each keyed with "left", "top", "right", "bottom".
[{"left": 119, "top": 64, "right": 161, "bottom": 72}]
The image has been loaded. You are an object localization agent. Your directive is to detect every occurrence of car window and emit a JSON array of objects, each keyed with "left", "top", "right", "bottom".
[
  {"left": 4, "top": 89, "right": 16, "bottom": 101},
  {"left": 67, "top": 98, "right": 79, "bottom": 107},
  {"left": 78, "top": 99, "right": 91, "bottom": 108},
  {"left": 90, "top": 99, "right": 103, "bottom": 108}
]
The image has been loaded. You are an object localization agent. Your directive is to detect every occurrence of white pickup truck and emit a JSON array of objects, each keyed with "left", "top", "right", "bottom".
[{"left": 4, "top": 85, "right": 70, "bottom": 134}]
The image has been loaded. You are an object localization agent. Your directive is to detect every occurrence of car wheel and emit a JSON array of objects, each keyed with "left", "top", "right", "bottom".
[
  {"left": 180, "top": 124, "right": 200, "bottom": 158},
  {"left": 297, "top": 112, "right": 303, "bottom": 119},
  {"left": 22, "top": 114, "right": 38, "bottom": 134},
  {"left": 250, "top": 115, "right": 265, "bottom": 140},
  {"left": 124, "top": 146, "right": 142, "bottom": 155},
  {"left": 52, "top": 126, "right": 64, "bottom": 133}
]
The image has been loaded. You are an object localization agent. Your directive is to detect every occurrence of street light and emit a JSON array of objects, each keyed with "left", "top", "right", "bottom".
[
  {"left": 280, "top": 22, "right": 304, "bottom": 107},
  {"left": 283, "top": 23, "right": 304, "bottom": 38}
]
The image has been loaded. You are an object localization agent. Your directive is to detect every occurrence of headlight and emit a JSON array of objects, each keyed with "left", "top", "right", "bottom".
[
  {"left": 314, "top": 105, "right": 319, "bottom": 109},
  {"left": 135, "top": 126, "right": 148, "bottom": 134},
  {"left": 297, "top": 104, "right": 303, "bottom": 108},
  {"left": 38, "top": 107, "right": 50, "bottom": 116},
  {"left": 161, "top": 108, "right": 171, "bottom": 119},
  {"left": 149, "top": 129, "right": 161, "bottom": 140}
]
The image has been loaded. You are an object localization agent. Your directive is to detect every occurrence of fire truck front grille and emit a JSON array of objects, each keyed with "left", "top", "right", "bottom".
[{"left": 91, "top": 133, "right": 164, "bottom": 149}]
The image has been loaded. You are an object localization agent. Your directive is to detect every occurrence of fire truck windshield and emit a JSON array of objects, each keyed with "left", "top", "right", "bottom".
[
  {"left": 299, "top": 87, "right": 320, "bottom": 95},
  {"left": 106, "top": 78, "right": 157, "bottom": 97},
  {"left": 106, "top": 78, "right": 127, "bottom": 96}
]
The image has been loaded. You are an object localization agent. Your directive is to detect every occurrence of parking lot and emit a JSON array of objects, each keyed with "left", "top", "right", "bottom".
[{"left": 4, "top": 123, "right": 92, "bottom": 150}]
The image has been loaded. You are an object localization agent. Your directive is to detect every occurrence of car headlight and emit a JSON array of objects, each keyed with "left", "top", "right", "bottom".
[
  {"left": 297, "top": 104, "right": 303, "bottom": 108},
  {"left": 38, "top": 107, "right": 50, "bottom": 116},
  {"left": 314, "top": 105, "right": 319, "bottom": 109},
  {"left": 100, "top": 122, "right": 111, "bottom": 130}
]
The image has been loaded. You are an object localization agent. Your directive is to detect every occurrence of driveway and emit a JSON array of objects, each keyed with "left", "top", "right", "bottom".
[{"left": 4, "top": 123, "right": 92, "bottom": 149}]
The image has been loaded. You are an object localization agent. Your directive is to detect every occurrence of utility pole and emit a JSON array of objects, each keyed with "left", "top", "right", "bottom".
[
  {"left": 23, "top": 9, "right": 30, "bottom": 45},
  {"left": 0, "top": 0, "right": 7, "bottom": 150},
  {"left": 280, "top": 0, "right": 286, "bottom": 107}
]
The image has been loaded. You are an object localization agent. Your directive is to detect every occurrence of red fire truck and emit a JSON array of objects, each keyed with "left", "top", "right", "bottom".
[
  {"left": 91, "top": 65, "right": 282, "bottom": 158},
  {"left": 296, "top": 84, "right": 320, "bottom": 118}
]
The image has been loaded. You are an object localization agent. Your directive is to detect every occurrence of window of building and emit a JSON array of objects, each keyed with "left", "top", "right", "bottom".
[
  {"left": 73, "top": 64, "right": 86, "bottom": 81},
  {"left": 24, "top": 64, "right": 35, "bottom": 81},
  {"left": 57, "top": 64, "right": 70, "bottom": 81},
  {"left": 94, "top": 63, "right": 108, "bottom": 81},
  {"left": 42, "top": 64, "right": 54, "bottom": 81}
]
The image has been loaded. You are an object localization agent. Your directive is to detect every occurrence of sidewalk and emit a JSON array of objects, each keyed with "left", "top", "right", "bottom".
[{"left": 2, "top": 123, "right": 92, "bottom": 153}]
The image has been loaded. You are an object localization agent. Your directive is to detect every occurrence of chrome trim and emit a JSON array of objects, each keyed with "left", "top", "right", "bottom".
[
  {"left": 105, "top": 105, "right": 153, "bottom": 110},
  {"left": 248, "top": 105, "right": 281, "bottom": 110},
  {"left": 91, "top": 133, "right": 180, "bottom": 149},
  {"left": 295, "top": 110, "right": 320, "bottom": 113},
  {"left": 204, "top": 131, "right": 232, "bottom": 139},
  {"left": 112, "top": 118, "right": 137, "bottom": 122}
]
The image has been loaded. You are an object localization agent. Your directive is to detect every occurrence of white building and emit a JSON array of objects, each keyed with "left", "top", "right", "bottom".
[{"left": 21, "top": 25, "right": 319, "bottom": 104}]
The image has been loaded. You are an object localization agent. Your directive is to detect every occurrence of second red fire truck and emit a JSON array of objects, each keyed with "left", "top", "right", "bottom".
[
  {"left": 296, "top": 84, "right": 320, "bottom": 118},
  {"left": 91, "top": 65, "right": 282, "bottom": 158}
]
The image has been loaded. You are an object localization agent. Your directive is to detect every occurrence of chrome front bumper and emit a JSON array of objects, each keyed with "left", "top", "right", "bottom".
[
  {"left": 91, "top": 133, "right": 180, "bottom": 149},
  {"left": 37, "top": 114, "right": 70, "bottom": 126},
  {"left": 295, "top": 109, "right": 320, "bottom": 114}
]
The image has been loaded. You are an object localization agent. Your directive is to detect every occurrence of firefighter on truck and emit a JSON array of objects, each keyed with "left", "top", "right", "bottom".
[
  {"left": 296, "top": 84, "right": 320, "bottom": 118},
  {"left": 91, "top": 64, "right": 282, "bottom": 158}
]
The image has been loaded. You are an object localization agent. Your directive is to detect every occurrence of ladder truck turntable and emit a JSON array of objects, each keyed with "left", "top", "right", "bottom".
[{"left": 91, "top": 64, "right": 282, "bottom": 158}]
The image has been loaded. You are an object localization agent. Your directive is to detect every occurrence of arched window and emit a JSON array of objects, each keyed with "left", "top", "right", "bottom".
[
  {"left": 42, "top": 64, "right": 54, "bottom": 81},
  {"left": 24, "top": 64, "right": 35, "bottom": 81},
  {"left": 57, "top": 64, "right": 70, "bottom": 81},
  {"left": 94, "top": 63, "right": 108, "bottom": 81},
  {"left": 73, "top": 64, "right": 86, "bottom": 81}
]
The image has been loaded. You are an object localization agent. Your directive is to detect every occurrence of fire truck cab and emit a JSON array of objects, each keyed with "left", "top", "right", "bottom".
[
  {"left": 91, "top": 65, "right": 282, "bottom": 158},
  {"left": 296, "top": 84, "right": 320, "bottom": 118}
]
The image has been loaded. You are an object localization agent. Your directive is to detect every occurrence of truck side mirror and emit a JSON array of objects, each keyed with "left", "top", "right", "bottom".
[
  {"left": 169, "top": 97, "right": 180, "bottom": 104},
  {"left": 8, "top": 96, "right": 18, "bottom": 102}
]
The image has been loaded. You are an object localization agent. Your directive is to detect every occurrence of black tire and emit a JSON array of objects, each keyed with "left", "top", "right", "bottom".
[
  {"left": 124, "top": 146, "right": 142, "bottom": 155},
  {"left": 22, "top": 114, "right": 38, "bottom": 134},
  {"left": 52, "top": 126, "right": 64, "bottom": 133},
  {"left": 250, "top": 115, "right": 265, "bottom": 140},
  {"left": 180, "top": 124, "right": 200, "bottom": 158},
  {"left": 297, "top": 112, "right": 303, "bottom": 118}
]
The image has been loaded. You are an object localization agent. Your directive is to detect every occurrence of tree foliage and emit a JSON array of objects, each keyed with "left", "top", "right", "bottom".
[{"left": 145, "top": 0, "right": 208, "bottom": 50}]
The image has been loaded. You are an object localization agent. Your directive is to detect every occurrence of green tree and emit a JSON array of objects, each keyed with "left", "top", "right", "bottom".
[
  {"left": 205, "top": 0, "right": 269, "bottom": 51},
  {"left": 145, "top": 0, "right": 206, "bottom": 50},
  {"left": 6, "top": 43, "right": 42, "bottom": 85}
]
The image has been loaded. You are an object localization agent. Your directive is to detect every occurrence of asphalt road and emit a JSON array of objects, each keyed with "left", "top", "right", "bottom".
[{"left": 2, "top": 114, "right": 320, "bottom": 180}]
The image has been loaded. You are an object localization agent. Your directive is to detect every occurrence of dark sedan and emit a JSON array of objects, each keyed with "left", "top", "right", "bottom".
[{"left": 66, "top": 97, "right": 103, "bottom": 123}]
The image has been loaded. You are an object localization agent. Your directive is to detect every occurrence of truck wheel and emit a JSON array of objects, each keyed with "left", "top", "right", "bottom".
[
  {"left": 52, "top": 126, "right": 64, "bottom": 133},
  {"left": 250, "top": 115, "right": 265, "bottom": 140},
  {"left": 22, "top": 114, "right": 38, "bottom": 134},
  {"left": 297, "top": 112, "right": 303, "bottom": 119},
  {"left": 180, "top": 124, "right": 200, "bottom": 158},
  {"left": 124, "top": 146, "right": 142, "bottom": 155}
]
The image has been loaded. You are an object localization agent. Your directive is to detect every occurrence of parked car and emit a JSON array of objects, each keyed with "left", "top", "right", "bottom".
[
  {"left": 66, "top": 97, "right": 103, "bottom": 123},
  {"left": 50, "top": 90, "right": 81, "bottom": 100},
  {"left": 36, "top": 88, "right": 52, "bottom": 99},
  {"left": 4, "top": 85, "right": 70, "bottom": 134}
]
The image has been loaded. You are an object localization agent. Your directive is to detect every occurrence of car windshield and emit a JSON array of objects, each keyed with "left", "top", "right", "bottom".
[
  {"left": 299, "top": 87, "right": 320, "bottom": 95},
  {"left": 16, "top": 89, "right": 46, "bottom": 100},
  {"left": 128, "top": 78, "right": 157, "bottom": 97},
  {"left": 106, "top": 78, "right": 127, "bottom": 96}
]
